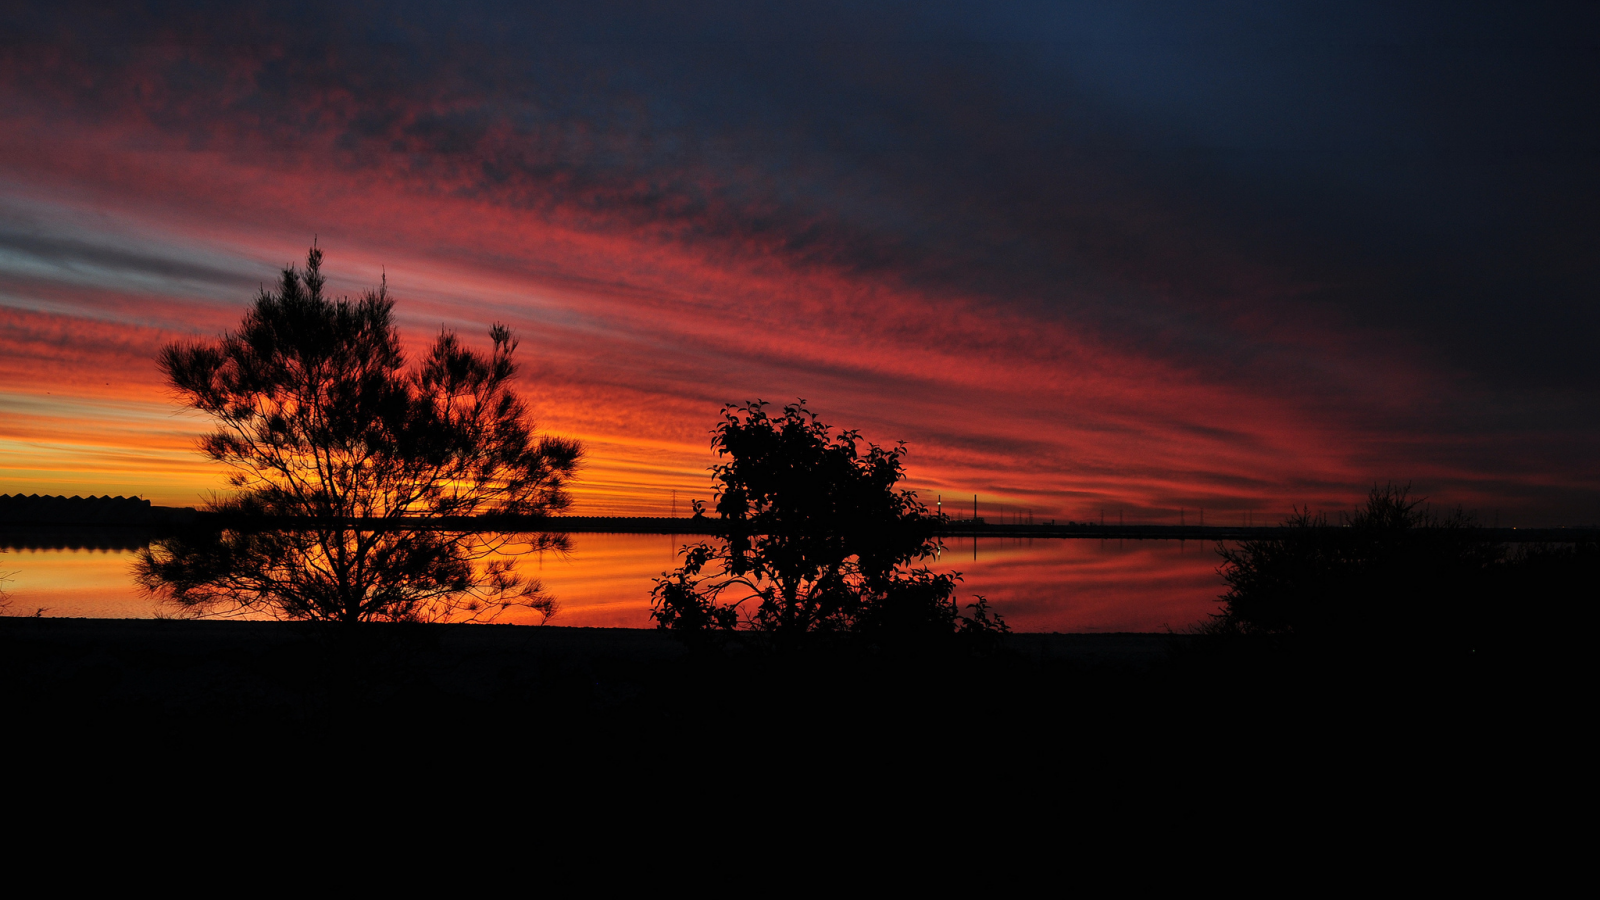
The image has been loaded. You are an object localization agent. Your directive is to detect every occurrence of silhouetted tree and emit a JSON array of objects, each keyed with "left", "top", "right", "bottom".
[
  {"left": 135, "top": 244, "right": 582, "bottom": 623},
  {"left": 650, "top": 400, "right": 1006, "bottom": 637},
  {"left": 1213, "top": 484, "right": 1498, "bottom": 649}
]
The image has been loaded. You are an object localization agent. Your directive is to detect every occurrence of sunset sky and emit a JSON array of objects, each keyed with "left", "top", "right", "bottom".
[{"left": 2, "top": 2, "right": 1597, "bottom": 525}]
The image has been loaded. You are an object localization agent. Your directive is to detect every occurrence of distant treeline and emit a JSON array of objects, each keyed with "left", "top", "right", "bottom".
[{"left": 2, "top": 495, "right": 1594, "bottom": 542}]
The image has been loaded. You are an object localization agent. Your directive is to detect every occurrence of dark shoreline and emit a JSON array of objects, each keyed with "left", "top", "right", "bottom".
[
  {"left": 1, "top": 616, "right": 1195, "bottom": 741},
  {"left": 0, "top": 615, "right": 1185, "bottom": 653},
  {"left": 4, "top": 518, "right": 1595, "bottom": 551},
  {"left": 4, "top": 615, "right": 1515, "bottom": 753}
]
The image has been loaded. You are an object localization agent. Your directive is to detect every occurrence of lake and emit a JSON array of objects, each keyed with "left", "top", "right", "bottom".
[{"left": 0, "top": 531, "right": 1227, "bottom": 632}]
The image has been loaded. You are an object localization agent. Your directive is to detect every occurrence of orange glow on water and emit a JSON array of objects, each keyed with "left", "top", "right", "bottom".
[
  {"left": 1, "top": 534, "right": 1225, "bottom": 633},
  {"left": 1, "top": 545, "right": 163, "bottom": 619}
]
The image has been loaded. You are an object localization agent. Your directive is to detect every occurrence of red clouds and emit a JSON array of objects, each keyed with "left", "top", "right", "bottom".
[{"left": 2, "top": 5, "right": 1596, "bottom": 525}]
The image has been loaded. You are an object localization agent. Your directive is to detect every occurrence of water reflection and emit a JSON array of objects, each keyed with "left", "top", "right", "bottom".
[
  {"left": 1, "top": 532, "right": 1225, "bottom": 632},
  {"left": 936, "top": 536, "right": 1221, "bottom": 632},
  {"left": 0, "top": 543, "right": 164, "bottom": 619}
]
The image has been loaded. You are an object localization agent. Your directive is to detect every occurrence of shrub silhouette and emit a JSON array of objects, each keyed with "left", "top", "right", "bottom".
[
  {"left": 1213, "top": 484, "right": 1499, "bottom": 650},
  {"left": 650, "top": 400, "right": 1006, "bottom": 638},
  {"left": 135, "top": 243, "right": 582, "bottom": 623}
]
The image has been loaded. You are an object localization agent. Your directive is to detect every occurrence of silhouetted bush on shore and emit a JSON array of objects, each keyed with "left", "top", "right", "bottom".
[{"left": 1207, "top": 484, "right": 1596, "bottom": 661}]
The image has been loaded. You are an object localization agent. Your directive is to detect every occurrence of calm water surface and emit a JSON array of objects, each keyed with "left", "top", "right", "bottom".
[{"left": 0, "top": 532, "right": 1227, "bottom": 632}]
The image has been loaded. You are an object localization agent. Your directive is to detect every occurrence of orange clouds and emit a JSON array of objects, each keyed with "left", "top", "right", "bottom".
[
  {"left": 0, "top": 133, "right": 1522, "bottom": 518},
  {"left": 2, "top": 24, "right": 1596, "bottom": 527}
]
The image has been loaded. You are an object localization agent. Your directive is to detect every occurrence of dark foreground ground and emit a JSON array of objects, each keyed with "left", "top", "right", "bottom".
[
  {"left": 5, "top": 619, "right": 1178, "bottom": 735},
  {"left": 5, "top": 617, "right": 1554, "bottom": 764},
  {"left": 13, "top": 618, "right": 1587, "bottom": 849}
]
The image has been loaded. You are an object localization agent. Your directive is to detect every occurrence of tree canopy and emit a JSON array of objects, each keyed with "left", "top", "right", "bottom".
[
  {"left": 651, "top": 400, "right": 1005, "bottom": 637},
  {"left": 135, "top": 244, "right": 582, "bottom": 623}
]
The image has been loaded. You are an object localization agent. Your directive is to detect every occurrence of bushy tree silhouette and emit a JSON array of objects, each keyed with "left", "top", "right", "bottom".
[
  {"left": 650, "top": 400, "right": 1005, "bottom": 637},
  {"left": 135, "top": 244, "right": 582, "bottom": 623},
  {"left": 1213, "top": 484, "right": 1498, "bottom": 648}
]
